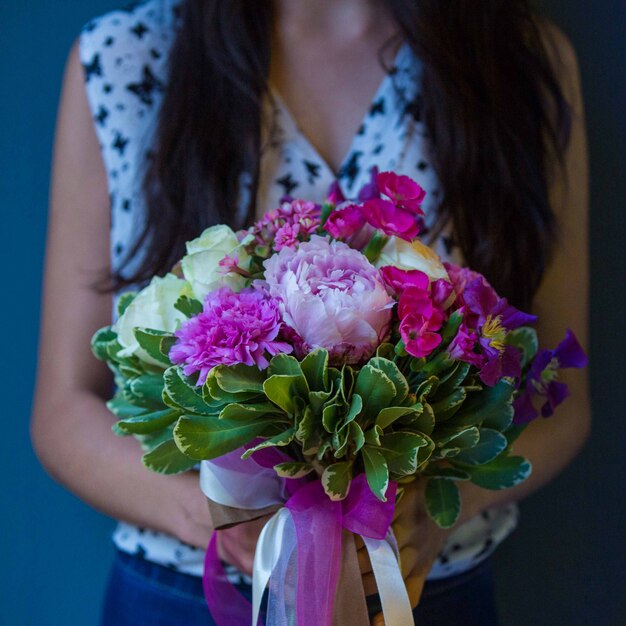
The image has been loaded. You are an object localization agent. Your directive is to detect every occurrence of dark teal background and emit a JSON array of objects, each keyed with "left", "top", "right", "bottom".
[{"left": 2, "top": 1, "right": 624, "bottom": 624}]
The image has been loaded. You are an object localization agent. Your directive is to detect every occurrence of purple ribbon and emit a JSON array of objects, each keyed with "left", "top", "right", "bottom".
[{"left": 202, "top": 449, "right": 396, "bottom": 626}]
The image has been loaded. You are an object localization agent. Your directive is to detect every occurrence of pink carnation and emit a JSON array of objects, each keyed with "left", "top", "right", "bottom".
[
  {"left": 263, "top": 235, "right": 394, "bottom": 364},
  {"left": 170, "top": 287, "right": 292, "bottom": 385},
  {"left": 361, "top": 171, "right": 426, "bottom": 241}
]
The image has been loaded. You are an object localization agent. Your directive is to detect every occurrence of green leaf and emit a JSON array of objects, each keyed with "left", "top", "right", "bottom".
[
  {"left": 364, "top": 426, "right": 383, "bottom": 446},
  {"left": 174, "top": 415, "right": 275, "bottom": 460},
  {"left": 129, "top": 375, "right": 165, "bottom": 404},
  {"left": 449, "top": 379, "right": 515, "bottom": 430},
  {"left": 466, "top": 455, "right": 532, "bottom": 490},
  {"left": 142, "top": 439, "right": 198, "bottom": 474},
  {"left": 118, "top": 408, "right": 180, "bottom": 434},
  {"left": 106, "top": 392, "right": 146, "bottom": 418},
  {"left": 454, "top": 428, "right": 508, "bottom": 465},
  {"left": 134, "top": 329, "right": 174, "bottom": 367},
  {"left": 264, "top": 375, "right": 302, "bottom": 413},
  {"left": 91, "top": 326, "right": 118, "bottom": 361},
  {"left": 354, "top": 364, "right": 396, "bottom": 425},
  {"left": 434, "top": 426, "right": 480, "bottom": 448},
  {"left": 204, "top": 373, "right": 257, "bottom": 405},
  {"left": 435, "top": 362, "right": 471, "bottom": 397},
  {"left": 274, "top": 462, "right": 315, "bottom": 479},
  {"left": 174, "top": 295, "right": 203, "bottom": 318},
  {"left": 349, "top": 421, "right": 365, "bottom": 454},
  {"left": 503, "top": 424, "right": 528, "bottom": 447},
  {"left": 322, "top": 461, "right": 353, "bottom": 501},
  {"left": 378, "top": 432, "right": 430, "bottom": 477},
  {"left": 376, "top": 407, "right": 417, "bottom": 429},
  {"left": 441, "top": 309, "right": 464, "bottom": 345},
  {"left": 241, "top": 427, "right": 296, "bottom": 459},
  {"left": 430, "top": 388, "right": 467, "bottom": 421},
  {"left": 116, "top": 291, "right": 137, "bottom": 317},
  {"left": 219, "top": 402, "right": 282, "bottom": 421},
  {"left": 164, "top": 367, "right": 218, "bottom": 414},
  {"left": 213, "top": 364, "right": 266, "bottom": 394},
  {"left": 505, "top": 327, "right": 538, "bottom": 369},
  {"left": 300, "top": 349, "right": 329, "bottom": 392},
  {"left": 368, "top": 357, "right": 409, "bottom": 405},
  {"left": 425, "top": 478, "right": 461, "bottom": 528},
  {"left": 423, "top": 467, "right": 470, "bottom": 481},
  {"left": 362, "top": 446, "right": 390, "bottom": 501},
  {"left": 322, "top": 402, "right": 344, "bottom": 434}
]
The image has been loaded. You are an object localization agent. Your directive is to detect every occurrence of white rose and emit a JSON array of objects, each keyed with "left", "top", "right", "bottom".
[
  {"left": 113, "top": 274, "right": 189, "bottom": 365},
  {"left": 376, "top": 236, "right": 450, "bottom": 282},
  {"left": 181, "top": 225, "right": 251, "bottom": 301}
]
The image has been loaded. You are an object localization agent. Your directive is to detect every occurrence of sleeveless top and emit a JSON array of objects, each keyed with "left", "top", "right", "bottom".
[{"left": 78, "top": 0, "right": 518, "bottom": 582}]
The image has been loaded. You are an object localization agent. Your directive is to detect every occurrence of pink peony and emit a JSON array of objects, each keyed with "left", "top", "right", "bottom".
[
  {"left": 170, "top": 287, "right": 292, "bottom": 385},
  {"left": 263, "top": 235, "right": 394, "bottom": 364}
]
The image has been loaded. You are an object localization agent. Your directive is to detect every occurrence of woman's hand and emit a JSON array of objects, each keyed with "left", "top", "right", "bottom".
[
  {"left": 361, "top": 478, "right": 455, "bottom": 626},
  {"left": 172, "top": 471, "right": 268, "bottom": 576}
]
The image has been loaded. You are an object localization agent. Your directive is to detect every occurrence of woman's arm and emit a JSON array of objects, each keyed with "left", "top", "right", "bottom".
[
  {"left": 30, "top": 40, "right": 213, "bottom": 549},
  {"left": 373, "top": 25, "right": 592, "bottom": 620},
  {"left": 462, "top": 21, "right": 591, "bottom": 517}
]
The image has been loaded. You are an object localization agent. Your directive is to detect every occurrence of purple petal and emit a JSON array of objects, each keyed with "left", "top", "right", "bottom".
[
  {"left": 541, "top": 381, "right": 570, "bottom": 417},
  {"left": 554, "top": 329, "right": 588, "bottom": 369},
  {"left": 513, "top": 392, "right": 538, "bottom": 424}
]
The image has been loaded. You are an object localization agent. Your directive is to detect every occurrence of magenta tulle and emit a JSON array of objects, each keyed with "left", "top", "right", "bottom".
[
  {"left": 204, "top": 532, "right": 261, "bottom": 626},
  {"left": 203, "top": 460, "right": 396, "bottom": 626}
]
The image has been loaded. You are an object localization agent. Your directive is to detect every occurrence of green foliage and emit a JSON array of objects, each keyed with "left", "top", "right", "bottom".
[
  {"left": 322, "top": 461, "right": 353, "bottom": 500},
  {"left": 118, "top": 408, "right": 180, "bottom": 435},
  {"left": 142, "top": 439, "right": 198, "bottom": 474},
  {"left": 116, "top": 291, "right": 137, "bottom": 317},
  {"left": 505, "top": 327, "right": 538, "bottom": 369},
  {"left": 174, "top": 295, "right": 203, "bottom": 318},
  {"left": 92, "top": 313, "right": 538, "bottom": 530},
  {"left": 425, "top": 478, "right": 461, "bottom": 528},
  {"left": 174, "top": 414, "right": 276, "bottom": 460},
  {"left": 466, "top": 455, "right": 532, "bottom": 490},
  {"left": 134, "top": 328, "right": 174, "bottom": 367}
]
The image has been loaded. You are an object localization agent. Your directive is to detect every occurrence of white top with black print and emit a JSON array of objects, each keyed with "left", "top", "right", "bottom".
[{"left": 78, "top": 0, "right": 518, "bottom": 582}]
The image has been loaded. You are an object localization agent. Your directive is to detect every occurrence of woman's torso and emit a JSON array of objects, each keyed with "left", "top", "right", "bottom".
[{"left": 79, "top": 0, "right": 518, "bottom": 581}]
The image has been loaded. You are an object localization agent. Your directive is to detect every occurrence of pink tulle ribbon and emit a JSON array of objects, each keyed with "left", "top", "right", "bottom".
[{"left": 201, "top": 448, "right": 397, "bottom": 626}]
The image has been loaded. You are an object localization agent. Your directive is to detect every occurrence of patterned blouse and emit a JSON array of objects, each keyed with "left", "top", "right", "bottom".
[{"left": 78, "top": 0, "right": 518, "bottom": 582}]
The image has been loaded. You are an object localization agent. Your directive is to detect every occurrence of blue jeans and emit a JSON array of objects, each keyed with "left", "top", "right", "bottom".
[{"left": 101, "top": 549, "right": 500, "bottom": 626}]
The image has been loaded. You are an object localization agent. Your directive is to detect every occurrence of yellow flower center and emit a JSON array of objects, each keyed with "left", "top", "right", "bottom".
[
  {"left": 482, "top": 315, "right": 506, "bottom": 352},
  {"left": 531, "top": 357, "right": 560, "bottom": 393}
]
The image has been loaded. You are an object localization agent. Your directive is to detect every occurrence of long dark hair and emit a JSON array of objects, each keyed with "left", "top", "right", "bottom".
[{"left": 113, "top": 0, "right": 571, "bottom": 311}]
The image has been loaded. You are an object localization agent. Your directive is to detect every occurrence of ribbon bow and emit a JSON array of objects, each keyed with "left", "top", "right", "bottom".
[{"left": 200, "top": 449, "right": 413, "bottom": 626}]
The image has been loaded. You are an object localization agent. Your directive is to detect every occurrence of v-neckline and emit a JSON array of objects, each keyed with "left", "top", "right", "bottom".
[{"left": 266, "top": 41, "right": 410, "bottom": 181}]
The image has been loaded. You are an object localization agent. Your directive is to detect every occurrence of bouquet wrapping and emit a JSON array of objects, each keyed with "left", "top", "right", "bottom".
[{"left": 92, "top": 170, "right": 587, "bottom": 625}]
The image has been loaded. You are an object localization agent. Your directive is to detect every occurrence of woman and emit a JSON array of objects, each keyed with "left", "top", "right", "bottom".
[{"left": 31, "top": 0, "right": 591, "bottom": 624}]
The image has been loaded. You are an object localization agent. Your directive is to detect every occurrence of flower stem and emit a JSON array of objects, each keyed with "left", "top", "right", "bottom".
[{"left": 363, "top": 231, "right": 389, "bottom": 264}]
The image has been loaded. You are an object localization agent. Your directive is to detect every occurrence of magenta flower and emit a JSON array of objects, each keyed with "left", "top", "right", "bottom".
[
  {"left": 274, "top": 223, "right": 302, "bottom": 251},
  {"left": 357, "top": 166, "right": 380, "bottom": 202},
  {"left": 513, "top": 329, "right": 587, "bottom": 423},
  {"left": 380, "top": 266, "right": 429, "bottom": 296},
  {"left": 362, "top": 172, "right": 425, "bottom": 240},
  {"left": 398, "top": 288, "right": 444, "bottom": 358},
  {"left": 443, "top": 272, "right": 536, "bottom": 385},
  {"left": 250, "top": 199, "right": 321, "bottom": 253},
  {"left": 263, "top": 235, "right": 394, "bottom": 364},
  {"left": 447, "top": 318, "right": 484, "bottom": 368},
  {"left": 324, "top": 203, "right": 366, "bottom": 239},
  {"left": 170, "top": 287, "right": 292, "bottom": 385},
  {"left": 326, "top": 180, "right": 346, "bottom": 206}
]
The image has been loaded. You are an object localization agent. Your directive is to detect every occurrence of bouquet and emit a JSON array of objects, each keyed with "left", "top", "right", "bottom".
[{"left": 92, "top": 170, "right": 587, "bottom": 626}]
